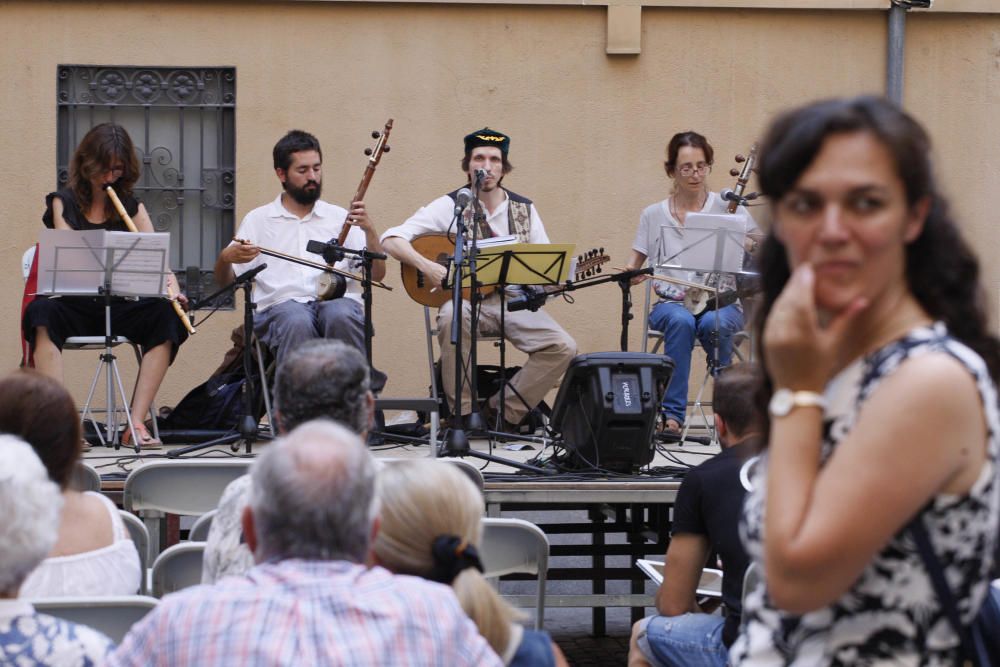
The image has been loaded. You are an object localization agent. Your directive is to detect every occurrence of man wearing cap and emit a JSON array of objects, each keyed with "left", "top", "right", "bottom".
[{"left": 382, "top": 128, "right": 576, "bottom": 430}]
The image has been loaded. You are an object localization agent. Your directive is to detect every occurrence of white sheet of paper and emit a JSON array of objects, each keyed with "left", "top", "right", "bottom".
[{"left": 36, "top": 229, "right": 170, "bottom": 298}]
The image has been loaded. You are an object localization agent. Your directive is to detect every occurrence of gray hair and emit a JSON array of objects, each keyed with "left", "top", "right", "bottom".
[
  {"left": 0, "top": 435, "right": 63, "bottom": 595},
  {"left": 273, "top": 339, "right": 371, "bottom": 434},
  {"left": 249, "top": 419, "right": 378, "bottom": 564}
]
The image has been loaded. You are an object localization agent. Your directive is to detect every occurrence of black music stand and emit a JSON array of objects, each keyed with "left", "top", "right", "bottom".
[{"left": 36, "top": 229, "right": 172, "bottom": 453}]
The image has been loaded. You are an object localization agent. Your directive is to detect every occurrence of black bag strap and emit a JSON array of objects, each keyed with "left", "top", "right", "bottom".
[{"left": 908, "top": 515, "right": 982, "bottom": 665}]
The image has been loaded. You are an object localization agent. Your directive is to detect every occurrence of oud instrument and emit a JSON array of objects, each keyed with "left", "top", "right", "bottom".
[
  {"left": 316, "top": 119, "right": 393, "bottom": 300},
  {"left": 402, "top": 233, "right": 610, "bottom": 307},
  {"left": 104, "top": 185, "right": 196, "bottom": 335},
  {"left": 233, "top": 239, "right": 392, "bottom": 291}
]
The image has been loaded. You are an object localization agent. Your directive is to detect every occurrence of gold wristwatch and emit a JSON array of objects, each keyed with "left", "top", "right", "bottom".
[{"left": 768, "top": 389, "right": 827, "bottom": 418}]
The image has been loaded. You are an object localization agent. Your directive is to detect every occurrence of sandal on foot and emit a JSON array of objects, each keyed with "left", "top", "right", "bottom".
[{"left": 122, "top": 423, "right": 162, "bottom": 450}]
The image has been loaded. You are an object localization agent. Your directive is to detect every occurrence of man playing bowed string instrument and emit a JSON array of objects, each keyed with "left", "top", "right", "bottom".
[{"left": 214, "top": 129, "right": 387, "bottom": 392}]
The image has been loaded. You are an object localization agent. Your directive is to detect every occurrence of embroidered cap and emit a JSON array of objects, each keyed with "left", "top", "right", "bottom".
[{"left": 463, "top": 127, "right": 510, "bottom": 157}]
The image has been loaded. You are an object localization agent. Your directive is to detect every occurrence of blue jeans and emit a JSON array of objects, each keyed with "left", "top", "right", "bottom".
[
  {"left": 649, "top": 301, "right": 744, "bottom": 424},
  {"left": 636, "top": 613, "right": 728, "bottom": 667}
]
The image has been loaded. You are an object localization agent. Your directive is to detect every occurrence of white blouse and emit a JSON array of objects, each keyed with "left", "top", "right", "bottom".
[{"left": 20, "top": 491, "right": 142, "bottom": 598}]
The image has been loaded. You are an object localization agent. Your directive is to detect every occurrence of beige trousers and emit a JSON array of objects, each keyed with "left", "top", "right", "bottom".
[{"left": 437, "top": 293, "right": 577, "bottom": 423}]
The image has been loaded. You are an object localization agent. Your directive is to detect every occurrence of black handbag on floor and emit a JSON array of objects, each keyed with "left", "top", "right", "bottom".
[{"left": 909, "top": 515, "right": 999, "bottom": 666}]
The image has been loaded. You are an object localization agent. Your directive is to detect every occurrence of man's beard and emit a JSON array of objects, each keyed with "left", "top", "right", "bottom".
[{"left": 285, "top": 179, "right": 322, "bottom": 205}]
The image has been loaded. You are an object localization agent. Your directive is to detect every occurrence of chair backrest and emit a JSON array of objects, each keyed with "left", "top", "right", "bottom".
[
  {"left": 32, "top": 595, "right": 158, "bottom": 643},
  {"left": 742, "top": 560, "right": 762, "bottom": 611},
  {"left": 70, "top": 462, "right": 102, "bottom": 492},
  {"left": 22, "top": 245, "right": 36, "bottom": 281},
  {"left": 379, "top": 457, "right": 484, "bottom": 491},
  {"left": 151, "top": 542, "right": 206, "bottom": 598},
  {"left": 119, "top": 511, "right": 150, "bottom": 594},
  {"left": 480, "top": 517, "right": 549, "bottom": 630},
  {"left": 189, "top": 509, "right": 217, "bottom": 542},
  {"left": 123, "top": 459, "right": 252, "bottom": 516}
]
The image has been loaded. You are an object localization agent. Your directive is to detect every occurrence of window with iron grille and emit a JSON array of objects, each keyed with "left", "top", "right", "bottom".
[{"left": 57, "top": 65, "right": 236, "bottom": 306}]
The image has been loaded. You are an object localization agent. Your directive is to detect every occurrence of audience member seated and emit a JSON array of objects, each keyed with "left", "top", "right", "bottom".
[
  {"left": 1, "top": 435, "right": 115, "bottom": 664},
  {"left": 629, "top": 363, "right": 761, "bottom": 667},
  {"left": 374, "top": 460, "right": 569, "bottom": 667},
  {"left": 110, "top": 420, "right": 501, "bottom": 666},
  {"left": 202, "top": 339, "right": 374, "bottom": 582},
  {"left": 0, "top": 370, "right": 141, "bottom": 598}
]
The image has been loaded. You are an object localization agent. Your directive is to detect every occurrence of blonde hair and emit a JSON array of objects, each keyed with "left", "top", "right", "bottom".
[{"left": 374, "top": 460, "right": 525, "bottom": 655}]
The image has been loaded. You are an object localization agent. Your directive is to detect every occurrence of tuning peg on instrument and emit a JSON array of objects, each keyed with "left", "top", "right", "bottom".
[
  {"left": 729, "top": 168, "right": 740, "bottom": 177},
  {"left": 364, "top": 148, "right": 373, "bottom": 156},
  {"left": 383, "top": 145, "right": 390, "bottom": 152},
  {"left": 372, "top": 130, "right": 381, "bottom": 139},
  {"left": 735, "top": 154, "right": 746, "bottom": 163}
]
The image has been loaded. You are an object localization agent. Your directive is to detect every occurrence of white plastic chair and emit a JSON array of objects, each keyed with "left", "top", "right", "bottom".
[
  {"left": 151, "top": 542, "right": 206, "bottom": 597},
  {"left": 119, "top": 511, "right": 150, "bottom": 594},
  {"left": 123, "top": 459, "right": 252, "bottom": 557},
  {"left": 189, "top": 509, "right": 217, "bottom": 542},
  {"left": 70, "top": 461, "right": 102, "bottom": 492},
  {"left": 480, "top": 517, "right": 549, "bottom": 630},
  {"left": 32, "top": 595, "right": 158, "bottom": 643}
]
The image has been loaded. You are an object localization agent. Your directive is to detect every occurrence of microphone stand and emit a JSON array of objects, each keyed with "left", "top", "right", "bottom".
[
  {"left": 438, "top": 174, "right": 550, "bottom": 475},
  {"left": 167, "top": 266, "right": 272, "bottom": 457}
]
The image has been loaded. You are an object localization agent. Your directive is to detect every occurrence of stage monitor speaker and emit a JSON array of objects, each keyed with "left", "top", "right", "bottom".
[{"left": 549, "top": 352, "right": 674, "bottom": 473}]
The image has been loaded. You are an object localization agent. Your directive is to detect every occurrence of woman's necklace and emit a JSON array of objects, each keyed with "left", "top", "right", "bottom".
[{"left": 669, "top": 191, "right": 708, "bottom": 225}]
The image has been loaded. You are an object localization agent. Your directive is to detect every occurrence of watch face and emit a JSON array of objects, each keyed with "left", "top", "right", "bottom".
[{"left": 770, "top": 389, "right": 794, "bottom": 417}]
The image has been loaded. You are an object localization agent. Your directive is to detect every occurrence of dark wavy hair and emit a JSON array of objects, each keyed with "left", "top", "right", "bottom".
[
  {"left": 664, "top": 131, "right": 714, "bottom": 178},
  {"left": 273, "top": 130, "right": 322, "bottom": 171},
  {"left": 751, "top": 96, "right": 1000, "bottom": 442},
  {"left": 0, "top": 370, "right": 82, "bottom": 489},
  {"left": 68, "top": 123, "right": 141, "bottom": 220}
]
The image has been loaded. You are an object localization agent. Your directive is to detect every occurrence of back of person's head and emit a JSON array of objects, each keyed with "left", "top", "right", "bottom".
[
  {"left": 712, "top": 363, "right": 762, "bottom": 439},
  {"left": 249, "top": 419, "right": 377, "bottom": 564},
  {"left": 0, "top": 370, "right": 82, "bottom": 489},
  {"left": 273, "top": 339, "right": 372, "bottom": 434},
  {"left": 0, "top": 436, "right": 63, "bottom": 596},
  {"left": 273, "top": 129, "right": 322, "bottom": 171},
  {"left": 374, "top": 460, "right": 523, "bottom": 656}
]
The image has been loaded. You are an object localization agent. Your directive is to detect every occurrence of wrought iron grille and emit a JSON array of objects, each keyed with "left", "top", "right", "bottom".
[{"left": 57, "top": 65, "right": 236, "bottom": 306}]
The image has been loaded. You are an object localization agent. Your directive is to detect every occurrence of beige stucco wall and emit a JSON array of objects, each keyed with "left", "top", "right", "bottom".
[{"left": 1, "top": 1, "right": 998, "bottom": 411}]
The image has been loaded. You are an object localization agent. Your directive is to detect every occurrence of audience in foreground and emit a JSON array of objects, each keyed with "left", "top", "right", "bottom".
[
  {"left": 731, "top": 96, "right": 1000, "bottom": 663},
  {"left": 110, "top": 420, "right": 500, "bottom": 666},
  {"left": 0, "top": 370, "right": 141, "bottom": 598},
  {"left": 203, "top": 338, "right": 374, "bottom": 582},
  {"left": 375, "top": 459, "right": 569, "bottom": 667},
  {"left": 629, "top": 363, "right": 761, "bottom": 667},
  {"left": 0, "top": 435, "right": 114, "bottom": 664}
]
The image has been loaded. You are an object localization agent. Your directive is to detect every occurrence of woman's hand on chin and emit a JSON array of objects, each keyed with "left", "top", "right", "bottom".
[{"left": 764, "top": 263, "right": 868, "bottom": 391}]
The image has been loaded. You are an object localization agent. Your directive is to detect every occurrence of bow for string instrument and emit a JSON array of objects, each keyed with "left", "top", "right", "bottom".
[
  {"left": 104, "top": 185, "right": 196, "bottom": 335},
  {"left": 232, "top": 238, "right": 392, "bottom": 292},
  {"left": 316, "top": 119, "right": 393, "bottom": 300}
]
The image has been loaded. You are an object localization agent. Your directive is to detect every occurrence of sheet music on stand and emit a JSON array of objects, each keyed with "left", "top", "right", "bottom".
[
  {"left": 35, "top": 229, "right": 171, "bottom": 298},
  {"left": 656, "top": 212, "right": 752, "bottom": 284},
  {"left": 447, "top": 242, "right": 575, "bottom": 288}
]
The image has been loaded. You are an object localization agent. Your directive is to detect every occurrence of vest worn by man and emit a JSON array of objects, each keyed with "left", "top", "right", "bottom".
[{"left": 446, "top": 187, "right": 532, "bottom": 242}]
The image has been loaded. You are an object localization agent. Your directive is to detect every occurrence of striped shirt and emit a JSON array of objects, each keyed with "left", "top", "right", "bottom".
[{"left": 109, "top": 559, "right": 501, "bottom": 666}]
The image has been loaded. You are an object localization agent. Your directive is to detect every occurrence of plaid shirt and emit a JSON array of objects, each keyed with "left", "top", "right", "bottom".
[{"left": 109, "top": 559, "right": 502, "bottom": 667}]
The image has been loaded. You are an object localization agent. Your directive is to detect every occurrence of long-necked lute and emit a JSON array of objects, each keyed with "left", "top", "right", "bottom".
[{"left": 317, "top": 119, "right": 393, "bottom": 300}]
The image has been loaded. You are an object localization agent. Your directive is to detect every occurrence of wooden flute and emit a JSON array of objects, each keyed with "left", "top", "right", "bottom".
[{"left": 104, "top": 185, "right": 196, "bottom": 335}]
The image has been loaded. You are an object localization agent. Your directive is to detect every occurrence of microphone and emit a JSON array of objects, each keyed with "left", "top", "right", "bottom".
[
  {"left": 234, "top": 263, "right": 267, "bottom": 284},
  {"left": 453, "top": 187, "right": 473, "bottom": 215},
  {"left": 507, "top": 287, "right": 547, "bottom": 313},
  {"left": 720, "top": 189, "right": 743, "bottom": 204},
  {"left": 475, "top": 169, "right": 487, "bottom": 184}
]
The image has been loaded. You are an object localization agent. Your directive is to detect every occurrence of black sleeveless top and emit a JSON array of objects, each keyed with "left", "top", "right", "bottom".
[{"left": 42, "top": 187, "right": 139, "bottom": 232}]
